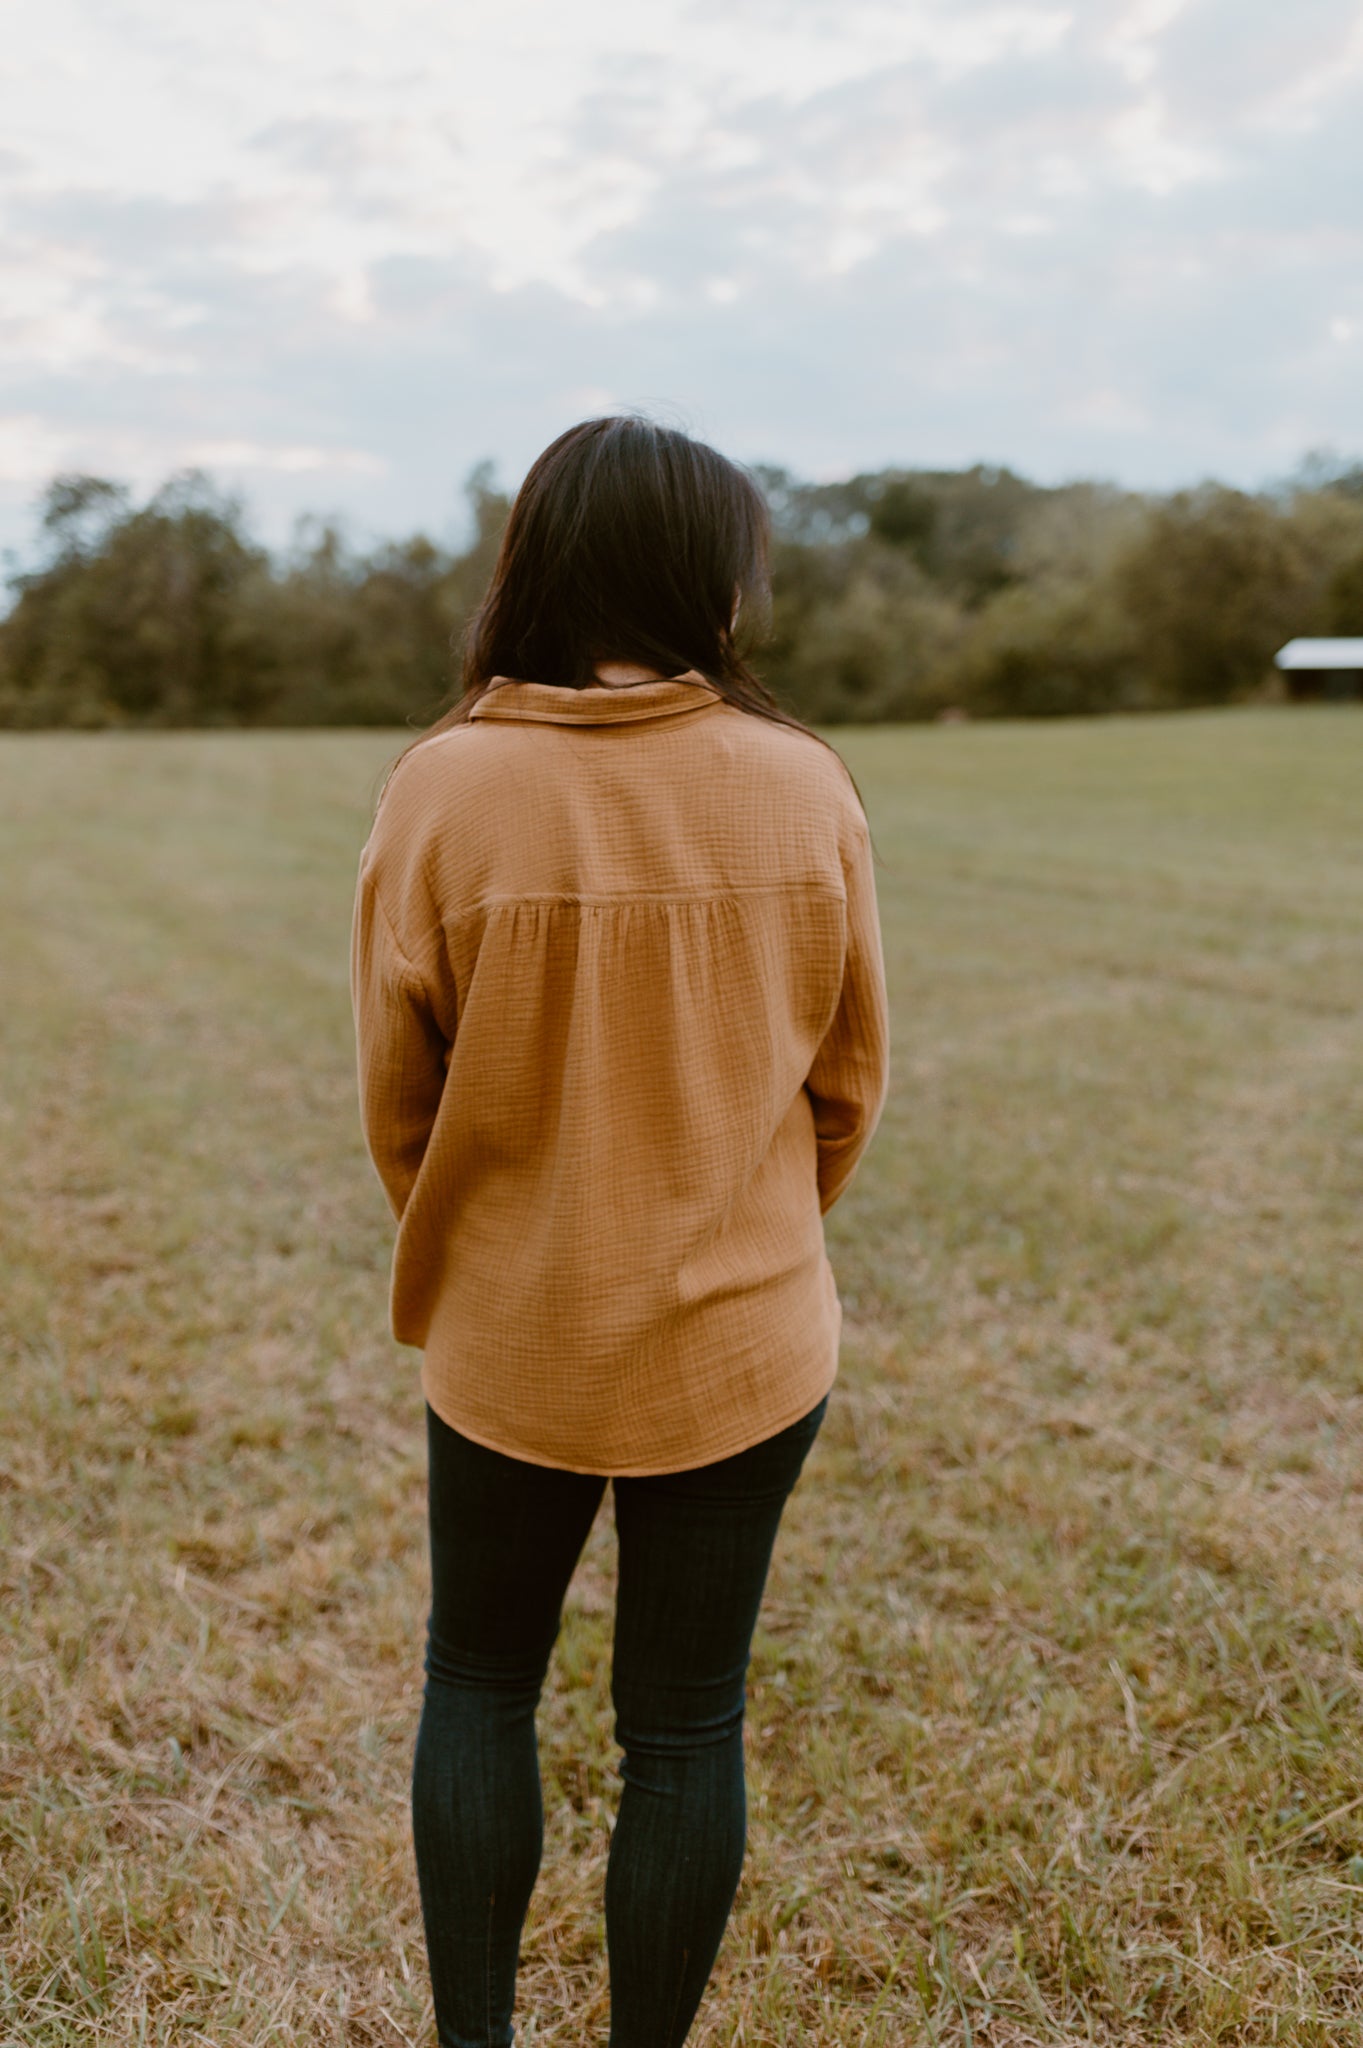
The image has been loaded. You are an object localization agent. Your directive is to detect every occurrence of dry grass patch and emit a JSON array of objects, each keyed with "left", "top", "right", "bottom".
[{"left": 3, "top": 712, "right": 1363, "bottom": 2043}]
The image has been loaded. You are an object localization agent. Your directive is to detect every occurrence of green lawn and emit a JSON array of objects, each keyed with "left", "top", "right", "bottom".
[{"left": 3, "top": 708, "right": 1363, "bottom": 2045}]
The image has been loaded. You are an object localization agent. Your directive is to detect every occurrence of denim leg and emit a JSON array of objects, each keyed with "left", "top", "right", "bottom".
[
  {"left": 414, "top": 1406, "right": 606, "bottom": 2048},
  {"left": 604, "top": 1397, "right": 827, "bottom": 2048}
]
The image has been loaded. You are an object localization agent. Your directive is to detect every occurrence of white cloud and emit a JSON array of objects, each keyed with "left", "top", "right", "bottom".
[
  {"left": 1, "top": 0, "right": 1362, "bottom": 554},
  {"left": 183, "top": 440, "right": 388, "bottom": 475},
  {"left": 0, "top": 414, "right": 75, "bottom": 486}
]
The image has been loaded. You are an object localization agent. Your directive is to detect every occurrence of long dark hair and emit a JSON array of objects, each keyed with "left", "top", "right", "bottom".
[{"left": 403, "top": 417, "right": 840, "bottom": 757}]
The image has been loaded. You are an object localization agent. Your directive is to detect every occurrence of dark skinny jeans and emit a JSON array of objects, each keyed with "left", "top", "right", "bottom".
[{"left": 412, "top": 1393, "right": 828, "bottom": 2048}]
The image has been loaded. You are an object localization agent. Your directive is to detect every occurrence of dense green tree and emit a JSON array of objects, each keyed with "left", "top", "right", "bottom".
[
  {"left": 865, "top": 477, "right": 936, "bottom": 557},
  {"left": 0, "top": 472, "right": 272, "bottom": 726},
  {"left": 1112, "top": 487, "right": 1316, "bottom": 708},
  {"left": 2, "top": 455, "right": 1360, "bottom": 729},
  {"left": 246, "top": 524, "right": 459, "bottom": 726},
  {"left": 764, "top": 536, "right": 963, "bottom": 722},
  {"left": 1325, "top": 548, "right": 1363, "bottom": 633},
  {"left": 879, "top": 464, "right": 1036, "bottom": 606},
  {"left": 0, "top": 466, "right": 513, "bottom": 729}
]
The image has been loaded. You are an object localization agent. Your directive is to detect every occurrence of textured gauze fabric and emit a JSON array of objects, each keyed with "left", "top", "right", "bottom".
[{"left": 350, "top": 671, "right": 890, "bottom": 1476}]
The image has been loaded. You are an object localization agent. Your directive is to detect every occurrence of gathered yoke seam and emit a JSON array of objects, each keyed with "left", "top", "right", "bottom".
[{"left": 441, "top": 883, "right": 849, "bottom": 914}]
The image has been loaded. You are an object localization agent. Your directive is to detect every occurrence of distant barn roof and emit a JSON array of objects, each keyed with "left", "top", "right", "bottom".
[{"left": 1275, "top": 637, "right": 1363, "bottom": 670}]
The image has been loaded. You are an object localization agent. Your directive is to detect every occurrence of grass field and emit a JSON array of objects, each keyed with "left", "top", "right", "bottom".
[{"left": 3, "top": 707, "right": 1363, "bottom": 2046}]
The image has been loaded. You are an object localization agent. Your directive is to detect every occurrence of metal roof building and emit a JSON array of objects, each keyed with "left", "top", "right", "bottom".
[{"left": 1274, "top": 638, "right": 1363, "bottom": 701}]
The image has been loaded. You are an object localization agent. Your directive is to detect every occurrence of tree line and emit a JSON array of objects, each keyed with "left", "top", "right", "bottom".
[{"left": 2, "top": 456, "right": 1361, "bottom": 729}]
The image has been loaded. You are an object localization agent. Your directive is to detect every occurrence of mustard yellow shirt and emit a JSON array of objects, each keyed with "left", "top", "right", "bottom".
[{"left": 351, "top": 672, "right": 889, "bottom": 1474}]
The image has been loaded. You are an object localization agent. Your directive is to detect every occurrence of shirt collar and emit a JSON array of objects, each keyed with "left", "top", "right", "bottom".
[{"left": 469, "top": 671, "right": 723, "bottom": 727}]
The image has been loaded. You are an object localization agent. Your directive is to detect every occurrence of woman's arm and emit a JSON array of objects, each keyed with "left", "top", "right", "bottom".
[
  {"left": 350, "top": 864, "right": 449, "bottom": 1222},
  {"left": 804, "top": 810, "right": 891, "bottom": 1215}
]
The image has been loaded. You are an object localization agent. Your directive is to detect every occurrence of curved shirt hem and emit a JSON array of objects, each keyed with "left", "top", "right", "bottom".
[{"left": 419, "top": 1351, "right": 842, "bottom": 1478}]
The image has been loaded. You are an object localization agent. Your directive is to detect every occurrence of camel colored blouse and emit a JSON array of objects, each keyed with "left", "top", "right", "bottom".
[{"left": 351, "top": 672, "right": 889, "bottom": 1474}]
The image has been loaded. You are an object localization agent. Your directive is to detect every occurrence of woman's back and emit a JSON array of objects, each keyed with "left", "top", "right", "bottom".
[
  {"left": 352, "top": 417, "right": 891, "bottom": 2047},
  {"left": 352, "top": 669, "right": 887, "bottom": 1475}
]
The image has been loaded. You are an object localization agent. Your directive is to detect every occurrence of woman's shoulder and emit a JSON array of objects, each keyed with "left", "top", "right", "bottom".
[
  {"left": 714, "top": 704, "right": 866, "bottom": 821},
  {"left": 371, "top": 721, "right": 487, "bottom": 816}
]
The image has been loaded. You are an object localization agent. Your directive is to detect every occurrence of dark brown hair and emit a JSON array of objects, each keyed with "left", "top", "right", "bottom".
[{"left": 405, "top": 417, "right": 837, "bottom": 754}]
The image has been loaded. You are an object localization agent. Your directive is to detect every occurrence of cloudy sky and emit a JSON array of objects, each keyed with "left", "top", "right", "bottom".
[{"left": 3, "top": 0, "right": 1362, "bottom": 554}]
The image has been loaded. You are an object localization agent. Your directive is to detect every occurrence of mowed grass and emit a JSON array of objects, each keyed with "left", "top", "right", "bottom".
[{"left": 3, "top": 708, "right": 1363, "bottom": 2047}]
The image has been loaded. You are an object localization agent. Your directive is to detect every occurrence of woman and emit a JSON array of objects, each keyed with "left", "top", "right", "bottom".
[{"left": 351, "top": 417, "right": 889, "bottom": 2047}]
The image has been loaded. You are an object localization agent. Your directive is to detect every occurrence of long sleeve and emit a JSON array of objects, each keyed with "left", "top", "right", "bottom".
[
  {"left": 804, "top": 810, "right": 890, "bottom": 1214},
  {"left": 350, "top": 860, "right": 449, "bottom": 1222}
]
